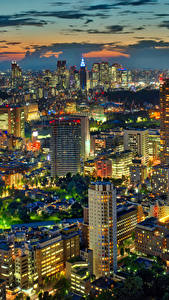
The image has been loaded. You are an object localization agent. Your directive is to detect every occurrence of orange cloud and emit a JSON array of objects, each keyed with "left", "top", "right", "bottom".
[
  {"left": 0, "top": 52, "right": 25, "bottom": 61},
  {"left": 41, "top": 51, "right": 63, "bottom": 58},
  {"left": 83, "top": 49, "right": 130, "bottom": 58}
]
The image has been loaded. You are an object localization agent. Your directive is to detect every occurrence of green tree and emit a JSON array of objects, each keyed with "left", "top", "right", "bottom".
[
  {"left": 114, "top": 276, "right": 144, "bottom": 300},
  {"left": 120, "top": 247, "right": 124, "bottom": 257}
]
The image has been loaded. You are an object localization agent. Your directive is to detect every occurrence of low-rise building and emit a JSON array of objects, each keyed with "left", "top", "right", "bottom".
[
  {"left": 110, "top": 150, "right": 133, "bottom": 179},
  {"left": 90, "top": 277, "right": 114, "bottom": 297},
  {"left": 66, "top": 257, "right": 90, "bottom": 296},
  {"left": 135, "top": 217, "right": 169, "bottom": 261}
]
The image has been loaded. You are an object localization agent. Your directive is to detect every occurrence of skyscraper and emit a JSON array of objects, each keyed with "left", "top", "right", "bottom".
[
  {"left": 100, "top": 62, "right": 109, "bottom": 86},
  {"left": 56, "top": 60, "right": 68, "bottom": 89},
  {"left": 80, "top": 57, "right": 87, "bottom": 90},
  {"left": 11, "top": 61, "right": 22, "bottom": 87},
  {"left": 0, "top": 105, "right": 25, "bottom": 149},
  {"left": 50, "top": 117, "right": 81, "bottom": 177},
  {"left": 160, "top": 78, "right": 169, "bottom": 164},
  {"left": 71, "top": 114, "right": 90, "bottom": 160},
  {"left": 92, "top": 63, "right": 100, "bottom": 87},
  {"left": 89, "top": 182, "right": 117, "bottom": 278}
]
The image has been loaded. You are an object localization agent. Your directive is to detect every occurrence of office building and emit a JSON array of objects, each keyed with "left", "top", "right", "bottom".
[
  {"left": 66, "top": 258, "right": 91, "bottom": 296},
  {"left": 124, "top": 129, "right": 149, "bottom": 164},
  {"left": 24, "top": 103, "right": 39, "bottom": 122},
  {"left": 110, "top": 150, "right": 133, "bottom": 179},
  {"left": 36, "top": 225, "right": 80, "bottom": 284},
  {"left": 148, "top": 129, "right": 160, "bottom": 161},
  {"left": 130, "top": 158, "right": 147, "bottom": 185},
  {"left": 57, "top": 60, "right": 68, "bottom": 89},
  {"left": 72, "top": 114, "right": 90, "bottom": 160},
  {"left": 0, "top": 243, "right": 14, "bottom": 289},
  {"left": 160, "top": 78, "right": 169, "bottom": 164},
  {"left": 84, "top": 160, "right": 96, "bottom": 177},
  {"left": 135, "top": 217, "right": 169, "bottom": 261},
  {"left": 92, "top": 63, "right": 100, "bottom": 87},
  {"left": 89, "top": 182, "right": 117, "bottom": 278},
  {"left": 80, "top": 57, "right": 87, "bottom": 90},
  {"left": 11, "top": 61, "right": 22, "bottom": 87},
  {"left": 50, "top": 117, "right": 81, "bottom": 177},
  {"left": 149, "top": 201, "right": 169, "bottom": 220},
  {"left": 0, "top": 106, "right": 25, "bottom": 149},
  {"left": 95, "top": 159, "right": 112, "bottom": 179},
  {"left": 100, "top": 62, "right": 109, "bottom": 86},
  {"left": 117, "top": 205, "right": 138, "bottom": 244},
  {"left": 14, "top": 252, "right": 28, "bottom": 290},
  {"left": 151, "top": 164, "right": 169, "bottom": 195}
]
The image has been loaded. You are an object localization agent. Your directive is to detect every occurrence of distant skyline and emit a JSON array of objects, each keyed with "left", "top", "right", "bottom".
[{"left": 1, "top": 0, "right": 169, "bottom": 69}]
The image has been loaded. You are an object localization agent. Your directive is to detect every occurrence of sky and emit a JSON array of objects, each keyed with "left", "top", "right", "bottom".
[{"left": 1, "top": 0, "right": 169, "bottom": 69}]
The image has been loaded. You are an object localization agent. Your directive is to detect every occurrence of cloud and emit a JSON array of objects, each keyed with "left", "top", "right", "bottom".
[
  {"left": 159, "top": 21, "right": 169, "bottom": 29},
  {"left": 129, "top": 39, "right": 169, "bottom": 48},
  {"left": 0, "top": 51, "right": 25, "bottom": 61},
  {"left": 19, "top": 10, "right": 90, "bottom": 20},
  {"left": 0, "top": 16, "right": 47, "bottom": 27},
  {"left": 85, "top": 4, "right": 117, "bottom": 11},
  {"left": 155, "top": 13, "right": 169, "bottom": 17},
  {"left": 83, "top": 49, "right": 130, "bottom": 58},
  {"left": 40, "top": 50, "right": 63, "bottom": 58},
  {"left": 115, "top": 0, "right": 158, "bottom": 6},
  {"left": 71, "top": 25, "right": 124, "bottom": 34},
  {"left": 6, "top": 42, "right": 21, "bottom": 45},
  {"left": 134, "top": 26, "right": 145, "bottom": 30},
  {"left": 49, "top": 1, "right": 69, "bottom": 6},
  {"left": 84, "top": 19, "right": 93, "bottom": 25}
]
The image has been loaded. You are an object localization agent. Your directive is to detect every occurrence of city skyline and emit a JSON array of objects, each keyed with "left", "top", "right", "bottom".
[{"left": 1, "top": 1, "right": 169, "bottom": 69}]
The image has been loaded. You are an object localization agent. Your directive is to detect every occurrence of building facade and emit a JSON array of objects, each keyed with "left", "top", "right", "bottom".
[
  {"left": 89, "top": 182, "right": 117, "bottom": 278},
  {"left": 160, "top": 78, "right": 169, "bottom": 164},
  {"left": 50, "top": 117, "right": 81, "bottom": 177},
  {"left": 124, "top": 129, "right": 149, "bottom": 165}
]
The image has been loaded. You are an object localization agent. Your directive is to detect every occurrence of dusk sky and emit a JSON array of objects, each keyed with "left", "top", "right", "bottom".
[{"left": 1, "top": 0, "right": 169, "bottom": 69}]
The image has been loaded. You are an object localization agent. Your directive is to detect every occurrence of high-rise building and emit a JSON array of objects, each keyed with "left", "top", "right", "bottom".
[
  {"left": 92, "top": 63, "right": 100, "bottom": 87},
  {"left": 160, "top": 78, "right": 169, "bottom": 164},
  {"left": 124, "top": 129, "right": 149, "bottom": 165},
  {"left": 130, "top": 158, "right": 147, "bottom": 185},
  {"left": 0, "top": 106, "right": 25, "bottom": 149},
  {"left": 100, "top": 62, "right": 109, "bottom": 86},
  {"left": 14, "top": 252, "right": 28, "bottom": 290},
  {"left": 80, "top": 57, "right": 87, "bottom": 90},
  {"left": 148, "top": 129, "right": 160, "bottom": 161},
  {"left": 89, "top": 182, "right": 117, "bottom": 278},
  {"left": 72, "top": 114, "right": 90, "bottom": 160},
  {"left": 0, "top": 243, "right": 14, "bottom": 289},
  {"left": 57, "top": 60, "right": 68, "bottom": 89},
  {"left": 11, "top": 61, "right": 22, "bottom": 87},
  {"left": 50, "top": 117, "right": 81, "bottom": 177}
]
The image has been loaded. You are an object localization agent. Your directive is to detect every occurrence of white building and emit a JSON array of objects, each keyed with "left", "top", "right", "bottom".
[
  {"left": 124, "top": 129, "right": 149, "bottom": 165},
  {"left": 89, "top": 182, "right": 117, "bottom": 278}
]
